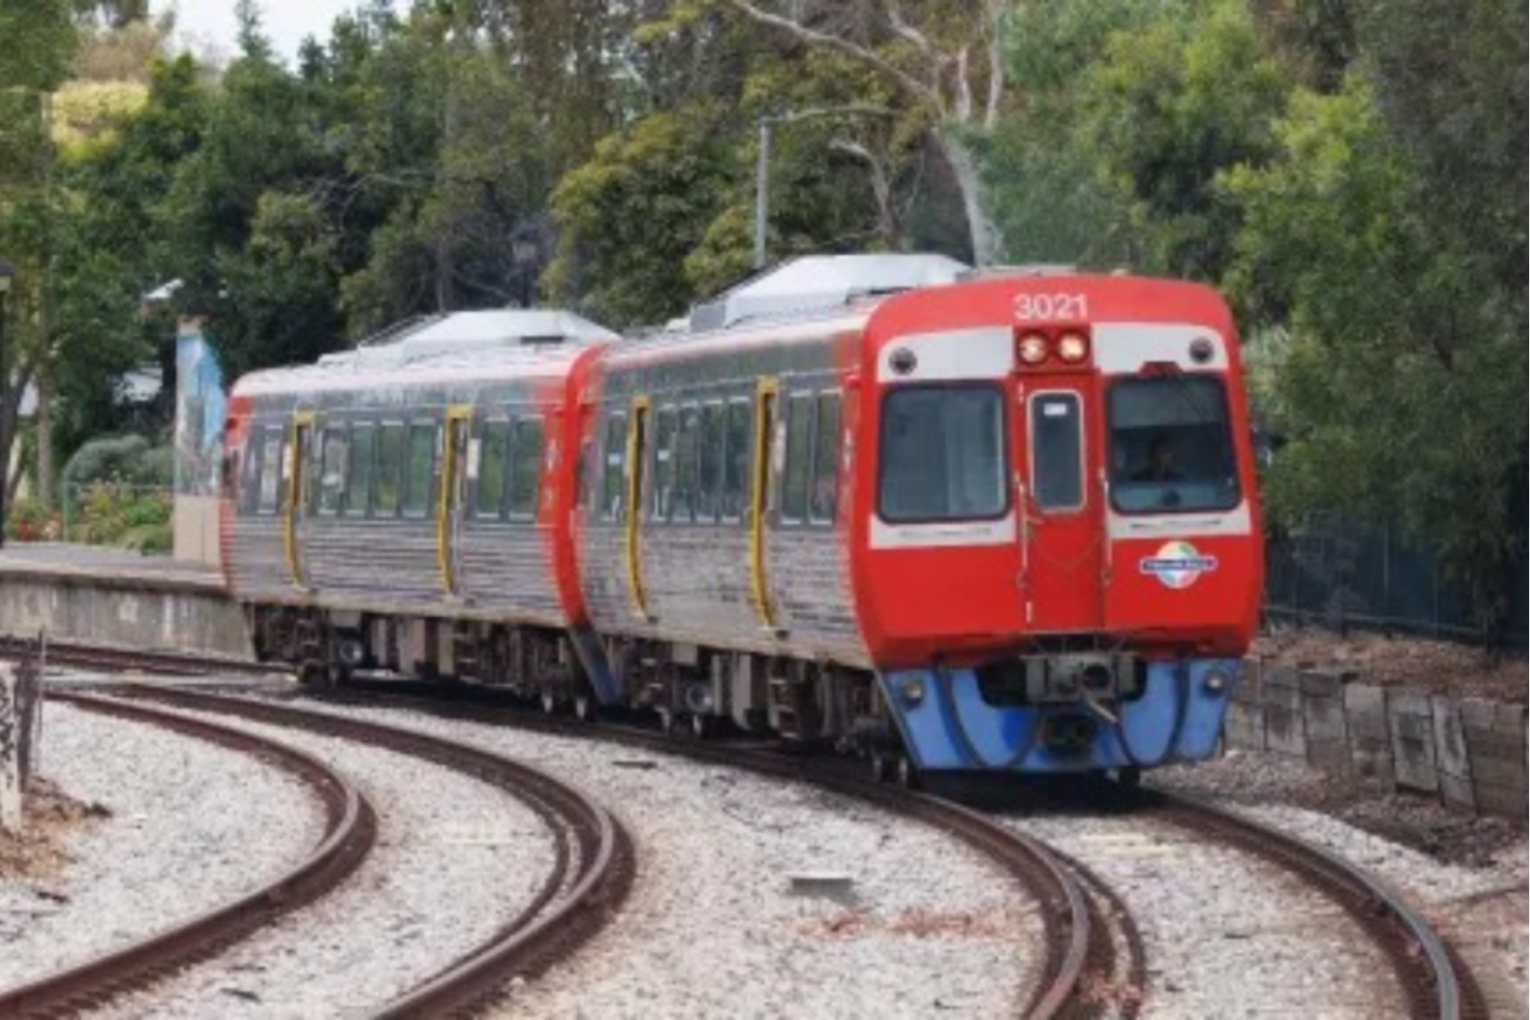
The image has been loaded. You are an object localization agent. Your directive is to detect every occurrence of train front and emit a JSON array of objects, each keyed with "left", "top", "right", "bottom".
[{"left": 854, "top": 275, "right": 1263, "bottom": 777}]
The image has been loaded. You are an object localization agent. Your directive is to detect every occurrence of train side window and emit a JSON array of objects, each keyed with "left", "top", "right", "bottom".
[
  {"left": 601, "top": 412, "right": 627, "bottom": 521},
  {"left": 651, "top": 405, "right": 676, "bottom": 522},
  {"left": 375, "top": 423, "right": 405, "bottom": 515},
  {"left": 346, "top": 424, "right": 375, "bottom": 516},
  {"left": 239, "top": 427, "right": 263, "bottom": 514},
  {"left": 476, "top": 419, "right": 510, "bottom": 518},
  {"left": 317, "top": 426, "right": 349, "bottom": 517},
  {"left": 722, "top": 399, "right": 750, "bottom": 524},
  {"left": 698, "top": 402, "right": 724, "bottom": 524},
  {"left": 809, "top": 391, "right": 841, "bottom": 525},
  {"left": 257, "top": 430, "right": 283, "bottom": 515},
  {"left": 508, "top": 417, "right": 544, "bottom": 520},
  {"left": 781, "top": 392, "right": 814, "bottom": 524},
  {"left": 672, "top": 404, "right": 700, "bottom": 523},
  {"left": 402, "top": 422, "right": 438, "bottom": 518},
  {"left": 576, "top": 438, "right": 592, "bottom": 509}
]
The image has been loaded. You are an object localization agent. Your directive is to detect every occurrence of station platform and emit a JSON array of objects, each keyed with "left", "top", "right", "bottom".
[{"left": 0, "top": 543, "right": 248, "bottom": 658}]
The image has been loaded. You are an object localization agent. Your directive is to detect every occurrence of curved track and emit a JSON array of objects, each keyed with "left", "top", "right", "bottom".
[
  {"left": 285, "top": 679, "right": 1139, "bottom": 1018},
  {"left": 0, "top": 691, "right": 376, "bottom": 1019},
  {"left": 1138, "top": 789, "right": 1489, "bottom": 1020},
  {"left": 109, "top": 684, "right": 635, "bottom": 1018}
]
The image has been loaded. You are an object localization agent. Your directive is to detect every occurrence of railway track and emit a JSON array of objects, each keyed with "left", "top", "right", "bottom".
[
  {"left": 105, "top": 684, "right": 635, "bottom": 1018},
  {"left": 1137, "top": 789, "right": 1490, "bottom": 1020},
  {"left": 8, "top": 638, "right": 1486, "bottom": 1017},
  {"left": 0, "top": 691, "right": 377, "bottom": 1019},
  {"left": 275, "top": 678, "right": 1142, "bottom": 1019},
  {"left": 0, "top": 635, "right": 280, "bottom": 679}
]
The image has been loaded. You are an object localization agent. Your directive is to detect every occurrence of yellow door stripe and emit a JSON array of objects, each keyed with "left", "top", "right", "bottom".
[
  {"left": 624, "top": 397, "right": 650, "bottom": 618},
  {"left": 748, "top": 378, "right": 778, "bottom": 628},
  {"left": 284, "top": 411, "right": 315, "bottom": 590},
  {"left": 438, "top": 405, "right": 473, "bottom": 596}
]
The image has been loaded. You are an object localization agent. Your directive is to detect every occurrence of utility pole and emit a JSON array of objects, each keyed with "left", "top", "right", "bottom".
[
  {"left": 753, "top": 118, "right": 771, "bottom": 270},
  {"left": 0, "top": 259, "right": 13, "bottom": 549},
  {"left": 751, "top": 105, "right": 895, "bottom": 271}
]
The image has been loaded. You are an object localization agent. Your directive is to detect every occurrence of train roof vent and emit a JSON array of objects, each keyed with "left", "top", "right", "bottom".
[
  {"left": 333, "top": 309, "right": 619, "bottom": 368},
  {"left": 689, "top": 253, "right": 970, "bottom": 330}
]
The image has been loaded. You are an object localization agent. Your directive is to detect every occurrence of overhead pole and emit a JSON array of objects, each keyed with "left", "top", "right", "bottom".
[
  {"left": 0, "top": 259, "right": 13, "bottom": 549},
  {"left": 753, "top": 118, "right": 772, "bottom": 270}
]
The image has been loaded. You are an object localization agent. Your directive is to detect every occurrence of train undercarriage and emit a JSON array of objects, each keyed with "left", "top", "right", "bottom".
[{"left": 248, "top": 603, "right": 1238, "bottom": 784}]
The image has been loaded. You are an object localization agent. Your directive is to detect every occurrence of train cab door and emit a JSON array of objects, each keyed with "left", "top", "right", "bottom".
[
  {"left": 283, "top": 411, "right": 315, "bottom": 590},
  {"left": 748, "top": 378, "right": 780, "bottom": 630},
  {"left": 1014, "top": 376, "right": 1105, "bottom": 631},
  {"left": 623, "top": 397, "right": 651, "bottom": 619},
  {"left": 439, "top": 405, "right": 472, "bottom": 597}
]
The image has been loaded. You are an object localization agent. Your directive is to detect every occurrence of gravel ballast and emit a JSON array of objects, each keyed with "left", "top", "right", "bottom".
[
  {"left": 90, "top": 702, "right": 561, "bottom": 1019},
  {"left": 0, "top": 703, "right": 322, "bottom": 988},
  {"left": 1151, "top": 751, "right": 1529, "bottom": 1015},
  {"left": 269, "top": 698, "right": 1038, "bottom": 1019},
  {"left": 997, "top": 807, "right": 1409, "bottom": 1018}
]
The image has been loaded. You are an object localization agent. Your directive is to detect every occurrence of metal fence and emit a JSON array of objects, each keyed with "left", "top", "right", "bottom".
[{"left": 1264, "top": 514, "right": 1529, "bottom": 648}]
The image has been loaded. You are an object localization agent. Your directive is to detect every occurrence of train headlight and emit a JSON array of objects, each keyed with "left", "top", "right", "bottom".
[
  {"left": 900, "top": 676, "right": 926, "bottom": 705},
  {"left": 1204, "top": 670, "right": 1228, "bottom": 695},
  {"left": 1017, "top": 333, "right": 1049, "bottom": 365},
  {"left": 1057, "top": 332, "right": 1089, "bottom": 363}
]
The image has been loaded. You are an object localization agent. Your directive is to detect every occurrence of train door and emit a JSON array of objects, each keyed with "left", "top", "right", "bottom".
[
  {"left": 748, "top": 378, "right": 779, "bottom": 628},
  {"left": 439, "top": 405, "right": 472, "bottom": 597},
  {"left": 283, "top": 411, "right": 315, "bottom": 589},
  {"left": 623, "top": 397, "right": 651, "bottom": 619},
  {"left": 1014, "top": 376, "right": 1104, "bottom": 631}
]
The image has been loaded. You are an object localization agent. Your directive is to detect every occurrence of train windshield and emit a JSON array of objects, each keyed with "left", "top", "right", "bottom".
[
  {"left": 1107, "top": 375, "right": 1239, "bottom": 513},
  {"left": 879, "top": 384, "right": 1008, "bottom": 522}
]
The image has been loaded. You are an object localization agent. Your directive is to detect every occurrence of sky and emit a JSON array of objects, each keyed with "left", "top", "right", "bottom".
[{"left": 149, "top": 0, "right": 366, "bottom": 66}]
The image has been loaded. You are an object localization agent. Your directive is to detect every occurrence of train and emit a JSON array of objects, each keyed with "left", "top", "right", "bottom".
[{"left": 222, "top": 254, "right": 1263, "bottom": 784}]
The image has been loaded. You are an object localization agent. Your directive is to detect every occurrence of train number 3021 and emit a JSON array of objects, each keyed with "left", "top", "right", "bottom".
[{"left": 1014, "top": 293, "right": 1088, "bottom": 321}]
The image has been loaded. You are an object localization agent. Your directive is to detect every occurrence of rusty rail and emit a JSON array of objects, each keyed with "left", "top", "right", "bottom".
[{"left": 0, "top": 691, "right": 376, "bottom": 1018}]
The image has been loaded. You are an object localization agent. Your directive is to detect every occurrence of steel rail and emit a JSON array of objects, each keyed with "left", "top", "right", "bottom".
[
  {"left": 286, "top": 679, "right": 1120, "bottom": 1019},
  {"left": 1141, "top": 789, "right": 1487, "bottom": 1020},
  {"left": 111, "top": 684, "right": 634, "bottom": 1018},
  {"left": 0, "top": 691, "right": 376, "bottom": 1019}
]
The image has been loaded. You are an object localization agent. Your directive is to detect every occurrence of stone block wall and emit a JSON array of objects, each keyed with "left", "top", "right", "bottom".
[{"left": 1226, "top": 659, "right": 1527, "bottom": 818}]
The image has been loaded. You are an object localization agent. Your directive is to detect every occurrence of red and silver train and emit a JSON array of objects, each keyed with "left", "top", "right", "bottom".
[{"left": 223, "top": 255, "right": 1263, "bottom": 781}]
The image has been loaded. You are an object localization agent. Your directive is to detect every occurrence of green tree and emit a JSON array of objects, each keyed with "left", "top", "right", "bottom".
[{"left": 1223, "top": 77, "right": 1528, "bottom": 633}]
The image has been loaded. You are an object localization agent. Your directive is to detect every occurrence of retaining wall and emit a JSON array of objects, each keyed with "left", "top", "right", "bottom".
[{"left": 1227, "top": 659, "right": 1528, "bottom": 818}]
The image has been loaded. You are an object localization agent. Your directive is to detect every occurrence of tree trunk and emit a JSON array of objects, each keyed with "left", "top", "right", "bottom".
[{"left": 936, "top": 129, "right": 1001, "bottom": 267}]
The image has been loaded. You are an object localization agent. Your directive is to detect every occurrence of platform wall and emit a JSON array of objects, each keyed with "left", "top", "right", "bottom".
[{"left": 0, "top": 571, "right": 250, "bottom": 658}]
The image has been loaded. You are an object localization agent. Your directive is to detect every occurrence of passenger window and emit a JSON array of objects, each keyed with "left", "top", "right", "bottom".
[
  {"left": 240, "top": 427, "right": 264, "bottom": 514},
  {"left": 508, "top": 417, "right": 544, "bottom": 519},
  {"left": 317, "top": 427, "right": 348, "bottom": 516},
  {"left": 781, "top": 393, "right": 813, "bottom": 523},
  {"left": 402, "top": 422, "right": 437, "bottom": 517},
  {"left": 1030, "top": 393, "right": 1083, "bottom": 511},
  {"left": 698, "top": 403, "right": 724, "bottom": 523},
  {"left": 477, "top": 419, "right": 510, "bottom": 518},
  {"left": 672, "top": 405, "right": 700, "bottom": 523},
  {"left": 651, "top": 406, "right": 676, "bottom": 521},
  {"left": 576, "top": 438, "right": 593, "bottom": 509},
  {"left": 601, "top": 413, "right": 627, "bottom": 521},
  {"left": 810, "top": 392, "right": 841, "bottom": 524},
  {"left": 375, "top": 423, "right": 405, "bottom": 515},
  {"left": 722, "top": 400, "right": 750, "bottom": 523},
  {"left": 258, "top": 431, "right": 283, "bottom": 515},
  {"left": 347, "top": 424, "right": 375, "bottom": 516}
]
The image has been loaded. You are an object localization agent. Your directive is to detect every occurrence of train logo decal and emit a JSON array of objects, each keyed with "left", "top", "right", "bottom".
[{"left": 1139, "top": 540, "right": 1218, "bottom": 589}]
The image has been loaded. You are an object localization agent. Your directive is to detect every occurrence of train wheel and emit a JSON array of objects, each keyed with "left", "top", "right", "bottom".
[
  {"left": 690, "top": 713, "right": 714, "bottom": 740},
  {"left": 1111, "top": 766, "right": 1142, "bottom": 788},
  {"left": 869, "top": 748, "right": 893, "bottom": 784},
  {"left": 656, "top": 708, "right": 677, "bottom": 734},
  {"left": 573, "top": 694, "right": 596, "bottom": 723},
  {"left": 895, "top": 755, "right": 921, "bottom": 790},
  {"left": 540, "top": 689, "right": 559, "bottom": 715}
]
